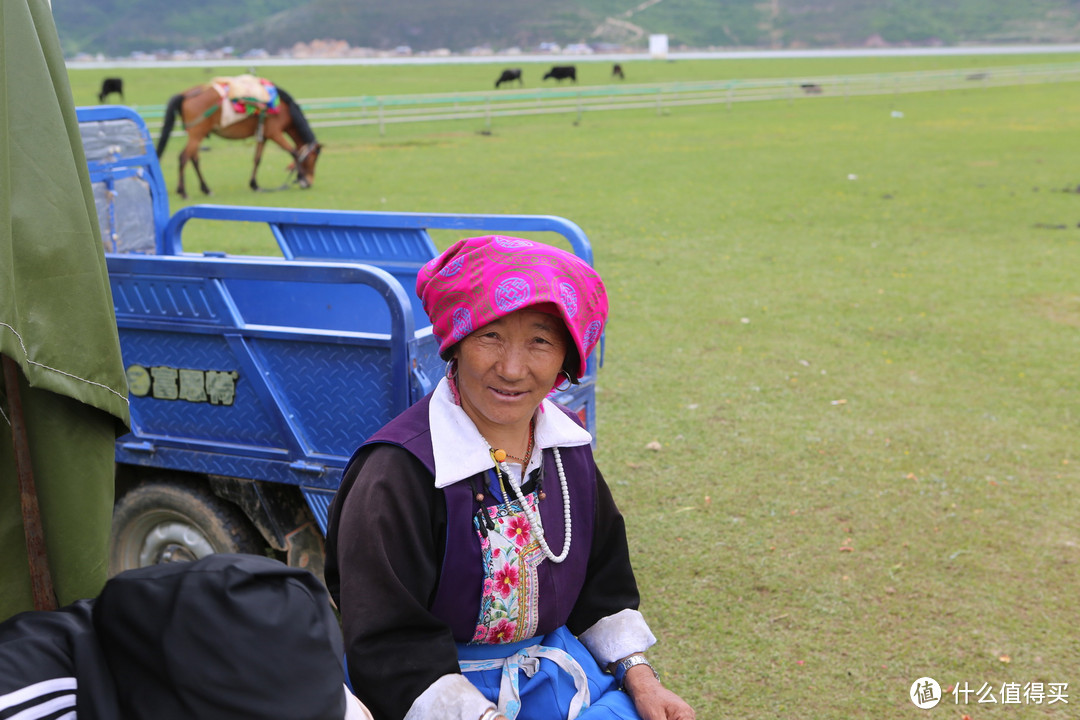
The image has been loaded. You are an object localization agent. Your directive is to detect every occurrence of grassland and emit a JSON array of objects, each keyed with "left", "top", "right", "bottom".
[
  {"left": 70, "top": 52, "right": 1080, "bottom": 107},
  {"left": 70, "top": 54, "right": 1080, "bottom": 718}
]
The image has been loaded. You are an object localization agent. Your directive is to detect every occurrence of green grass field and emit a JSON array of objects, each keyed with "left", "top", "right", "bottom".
[{"left": 71, "top": 55, "right": 1080, "bottom": 718}]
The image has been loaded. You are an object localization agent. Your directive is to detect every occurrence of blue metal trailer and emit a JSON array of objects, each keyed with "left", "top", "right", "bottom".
[{"left": 78, "top": 105, "right": 602, "bottom": 581}]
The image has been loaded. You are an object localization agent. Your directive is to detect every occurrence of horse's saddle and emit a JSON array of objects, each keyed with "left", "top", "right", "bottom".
[{"left": 211, "top": 75, "right": 280, "bottom": 128}]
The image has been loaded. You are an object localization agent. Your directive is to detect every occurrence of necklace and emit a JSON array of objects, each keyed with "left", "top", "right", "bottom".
[
  {"left": 490, "top": 447, "right": 572, "bottom": 564},
  {"left": 494, "top": 417, "right": 535, "bottom": 469},
  {"left": 487, "top": 417, "right": 570, "bottom": 563}
]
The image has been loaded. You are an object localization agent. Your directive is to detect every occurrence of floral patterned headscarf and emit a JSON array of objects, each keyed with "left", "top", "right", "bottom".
[{"left": 416, "top": 235, "right": 608, "bottom": 379}]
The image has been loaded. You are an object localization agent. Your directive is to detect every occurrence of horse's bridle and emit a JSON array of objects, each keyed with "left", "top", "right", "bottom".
[
  {"left": 258, "top": 142, "right": 319, "bottom": 192},
  {"left": 291, "top": 142, "right": 319, "bottom": 183},
  {"left": 297, "top": 143, "right": 319, "bottom": 167}
]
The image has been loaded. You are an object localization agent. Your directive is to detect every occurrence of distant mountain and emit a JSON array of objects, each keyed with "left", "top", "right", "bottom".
[
  {"left": 54, "top": 0, "right": 1080, "bottom": 58},
  {"left": 215, "top": 0, "right": 598, "bottom": 55},
  {"left": 54, "top": 0, "right": 296, "bottom": 56}
]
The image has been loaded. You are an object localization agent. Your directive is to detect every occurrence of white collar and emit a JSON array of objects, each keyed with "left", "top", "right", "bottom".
[{"left": 428, "top": 377, "right": 593, "bottom": 489}]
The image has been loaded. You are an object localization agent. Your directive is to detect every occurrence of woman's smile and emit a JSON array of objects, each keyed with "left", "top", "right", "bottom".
[{"left": 489, "top": 386, "right": 528, "bottom": 399}]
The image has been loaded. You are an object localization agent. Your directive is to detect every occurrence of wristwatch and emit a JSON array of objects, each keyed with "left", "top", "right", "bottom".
[{"left": 611, "top": 654, "right": 660, "bottom": 690}]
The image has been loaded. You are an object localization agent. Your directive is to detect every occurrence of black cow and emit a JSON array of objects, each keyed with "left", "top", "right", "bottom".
[
  {"left": 612, "top": 63, "right": 625, "bottom": 80},
  {"left": 543, "top": 65, "right": 577, "bottom": 83},
  {"left": 98, "top": 77, "right": 124, "bottom": 103},
  {"left": 495, "top": 68, "right": 523, "bottom": 88}
]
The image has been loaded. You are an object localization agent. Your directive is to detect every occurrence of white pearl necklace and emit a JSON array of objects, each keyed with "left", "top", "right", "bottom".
[{"left": 497, "top": 448, "right": 571, "bottom": 564}]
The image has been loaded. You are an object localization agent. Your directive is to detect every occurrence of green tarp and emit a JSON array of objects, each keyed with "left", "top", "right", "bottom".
[{"left": 1, "top": 0, "right": 130, "bottom": 619}]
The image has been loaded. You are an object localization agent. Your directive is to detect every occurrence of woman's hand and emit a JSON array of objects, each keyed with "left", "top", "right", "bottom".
[{"left": 623, "top": 664, "right": 696, "bottom": 720}]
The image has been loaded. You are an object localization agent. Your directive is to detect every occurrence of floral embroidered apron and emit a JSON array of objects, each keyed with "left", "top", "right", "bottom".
[{"left": 471, "top": 469, "right": 545, "bottom": 644}]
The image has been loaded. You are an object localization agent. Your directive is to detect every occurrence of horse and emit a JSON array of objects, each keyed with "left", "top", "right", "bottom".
[
  {"left": 155, "top": 78, "right": 322, "bottom": 199},
  {"left": 495, "top": 68, "right": 523, "bottom": 88},
  {"left": 99, "top": 77, "right": 124, "bottom": 103},
  {"left": 543, "top": 65, "right": 577, "bottom": 83},
  {"left": 612, "top": 64, "right": 625, "bottom": 80}
]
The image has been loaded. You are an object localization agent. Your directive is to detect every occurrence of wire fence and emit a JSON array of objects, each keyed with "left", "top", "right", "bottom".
[{"left": 134, "top": 61, "right": 1080, "bottom": 136}]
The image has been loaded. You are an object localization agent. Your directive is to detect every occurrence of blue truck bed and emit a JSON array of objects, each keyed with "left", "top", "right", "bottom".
[{"left": 78, "top": 104, "right": 602, "bottom": 580}]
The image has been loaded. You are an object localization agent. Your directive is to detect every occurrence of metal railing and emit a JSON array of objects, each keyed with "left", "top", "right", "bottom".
[{"left": 134, "top": 62, "right": 1080, "bottom": 136}]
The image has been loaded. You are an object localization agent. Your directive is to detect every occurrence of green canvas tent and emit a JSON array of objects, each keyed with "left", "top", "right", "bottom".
[{"left": 1, "top": 0, "right": 130, "bottom": 619}]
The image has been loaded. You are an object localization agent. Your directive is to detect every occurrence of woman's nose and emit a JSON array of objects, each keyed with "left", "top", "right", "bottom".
[{"left": 496, "top": 344, "right": 528, "bottom": 379}]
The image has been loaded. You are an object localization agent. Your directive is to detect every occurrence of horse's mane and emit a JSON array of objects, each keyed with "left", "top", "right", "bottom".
[{"left": 276, "top": 88, "right": 317, "bottom": 145}]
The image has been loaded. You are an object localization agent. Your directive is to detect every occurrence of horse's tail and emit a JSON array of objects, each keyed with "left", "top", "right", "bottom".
[
  {"left": 156, "top": 93, "right": 184, "bottom": 158},
  {"left": 277, "top": 88, "right": 317, "bottom": 146}
]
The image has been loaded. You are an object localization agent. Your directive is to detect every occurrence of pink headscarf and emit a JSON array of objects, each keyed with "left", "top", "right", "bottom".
[{"left": 416, "top": 236, "right": 608, "bottom": 379}]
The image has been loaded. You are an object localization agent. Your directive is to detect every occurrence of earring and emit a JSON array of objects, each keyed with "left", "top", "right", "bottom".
[
  {"left": 445, "top": 358, "right": 461, "bottom": 405},
  {"left": 554, "top": 370, "right": 573, "bottom": 392}
]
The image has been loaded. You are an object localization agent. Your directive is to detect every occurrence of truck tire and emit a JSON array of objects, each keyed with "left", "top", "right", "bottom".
[{"left": 109, "top": 480, "right": 265, "bottom": 575}]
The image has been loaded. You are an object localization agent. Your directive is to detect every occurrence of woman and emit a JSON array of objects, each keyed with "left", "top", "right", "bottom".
[{"left": 325, "top": 236, "right": 694, "bottom": 720}]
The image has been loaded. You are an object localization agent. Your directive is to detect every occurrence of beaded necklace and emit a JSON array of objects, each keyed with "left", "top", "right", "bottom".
[
  {"left": 494, "top": 448, "right": 571, "bottom": 564},
  {"left": 485, "top": 419, "right": 572, "bottom": 564}
]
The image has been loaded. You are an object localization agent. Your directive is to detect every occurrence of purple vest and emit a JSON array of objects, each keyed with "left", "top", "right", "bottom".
[{"left": 364, "top": 394, "right": 596, "bottom": 643}]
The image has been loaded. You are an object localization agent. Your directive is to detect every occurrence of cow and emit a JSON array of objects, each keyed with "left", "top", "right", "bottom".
[
  {"left": 543, "top": 65, "right": 577, "bottom": 83},
  {"left": 612, "top": 63, "right": 625, "bottom": 80},
  {"left": 495, "top": 68, "right": 523, "bottom": 88},
  {"left": 98, "top": 77, "right": 124, "bottom": 103}
]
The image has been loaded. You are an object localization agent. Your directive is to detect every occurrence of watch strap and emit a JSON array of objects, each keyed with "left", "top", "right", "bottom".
[{"left": 612, "top": 654, "right": 659, "bottom": 690}]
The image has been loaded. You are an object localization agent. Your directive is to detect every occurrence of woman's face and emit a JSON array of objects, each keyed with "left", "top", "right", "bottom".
[{"left": 453, "top": 307, "right": 569, "bottom": 441}]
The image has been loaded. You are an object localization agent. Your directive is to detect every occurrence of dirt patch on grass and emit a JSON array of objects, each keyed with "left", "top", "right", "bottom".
[{"left": 1028, "top": 294, "right": 1080, "bottom": 327}]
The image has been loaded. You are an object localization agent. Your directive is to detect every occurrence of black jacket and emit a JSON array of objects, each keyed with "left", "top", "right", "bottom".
[{"left": 0, "top": 554, "right": 347, "bottom": 720}]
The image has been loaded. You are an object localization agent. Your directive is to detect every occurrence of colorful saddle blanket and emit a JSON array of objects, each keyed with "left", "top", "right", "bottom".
[{"left": 211, "top": 74, "right": 281, "bottom": 128}]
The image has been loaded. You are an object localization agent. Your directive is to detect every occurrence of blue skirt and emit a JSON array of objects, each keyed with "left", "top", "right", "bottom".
[{"left": 457, "top": 626, "right": 641, "bottom": 720}]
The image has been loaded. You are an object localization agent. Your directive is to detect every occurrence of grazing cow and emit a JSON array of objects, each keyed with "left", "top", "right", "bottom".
[
  {"left": 495, "top": 68, "right": 523, "bottom": 88},
  {"left": 543, "top": 65, "right": 577, "bottom": 83},
  {"left": 612, "top": 63, "right": 625, "bottom": 80},
  {"left": 98, "top": 77, "right": 124, "bottom": 103},
  {"left": 800, "top": 83, "right": 823, "bottom": 95}
]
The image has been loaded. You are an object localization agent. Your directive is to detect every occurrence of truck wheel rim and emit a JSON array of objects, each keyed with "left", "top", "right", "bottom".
[{"left": 138, "top": 520, "right": 216, "bottom": 565}]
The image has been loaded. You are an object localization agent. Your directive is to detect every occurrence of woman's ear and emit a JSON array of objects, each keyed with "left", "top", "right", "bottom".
[{"left": 562, "top": 343, "right": 580, "bottom": 382}]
